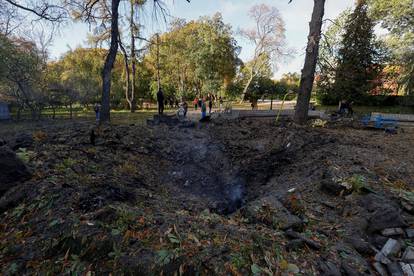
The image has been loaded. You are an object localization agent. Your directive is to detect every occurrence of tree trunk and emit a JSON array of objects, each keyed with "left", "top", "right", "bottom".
[
  {"left": 69, "top": 103, "right": 73, "bottom": 119},
  {"left": 240, "top": 68, "right": 254, "bottom": 103},
  {"left": 119, "top": 37, "right": 132, "bottom": 110},
  {"left": 294, "top": 0, "right": 325, "bottom": 124},
  {"left": 156, "top": 33, "right": 161, "bottom": 91},
  {"left": 101, "top": 0, "right": 121, "bottom": 122},
  {"left": 270, "top": 95, "right": 273, "bottom": 110},
  {"left": 130, "top": 0, "right": 136, "bottom": 113}
]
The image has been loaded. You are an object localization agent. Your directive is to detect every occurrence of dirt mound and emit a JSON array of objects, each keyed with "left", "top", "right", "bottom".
[
  {"left": 0, "top": 146, "right": 31, "bottom": 196},
  {"left": 1, "top": 118, "right": 414, "bottom": 275}
]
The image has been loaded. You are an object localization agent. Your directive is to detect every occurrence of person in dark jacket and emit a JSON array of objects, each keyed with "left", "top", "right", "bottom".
[{"left": 157, "top": 88, "right": 165, "bottom": 115}]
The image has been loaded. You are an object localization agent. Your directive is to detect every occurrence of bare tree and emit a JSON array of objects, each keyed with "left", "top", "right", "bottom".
[
  {"left": 293, "top": 0, "right": 326, "bottom": 124},
  {"left": 239, "top": 4, "right": 287, "bottom": 102},
  {"left": 3, "top": 0, "right": 68, "bottom": 22}
]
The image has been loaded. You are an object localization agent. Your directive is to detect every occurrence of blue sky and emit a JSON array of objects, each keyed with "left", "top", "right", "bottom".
[{"left": 49, "top": 0, "right": 355, "bottom": 78}]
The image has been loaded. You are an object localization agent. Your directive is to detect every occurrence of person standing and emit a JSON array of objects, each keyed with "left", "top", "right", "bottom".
[
  {"left": 94, "top": 103, "right": 100, "bottom": 124},
  {"left": 201, "top": 97, "right": 207, "bottom": 119},
  {"left": 198, "top": 97, "right": 202, "bottom": 109},
  {"left": 208, "top": 96, "right": 213, "bottom": 114},
  {"left": 193, "top": 96, "right": 198, "bottom": 110},
  {"left": 157, "top": 88, "right": 165, "bottom": 115},
  {"left": 183, "top": 101, "right": 188, "bottom": 117}
]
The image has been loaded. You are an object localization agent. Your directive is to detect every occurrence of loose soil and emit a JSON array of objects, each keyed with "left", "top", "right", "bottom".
[{"left": 1, "top": 117, "right": 414, "bottom": 275}]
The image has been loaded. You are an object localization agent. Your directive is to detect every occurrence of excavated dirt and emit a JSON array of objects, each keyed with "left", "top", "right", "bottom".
[{"left": 1, "top": 117, "right": 414, "bottom": 275}]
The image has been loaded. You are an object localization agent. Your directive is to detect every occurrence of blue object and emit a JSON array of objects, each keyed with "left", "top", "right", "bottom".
[
  {"left": 0, "top": 102, "right": 10, "bottom": 120},
  {"left": 362, "top": 114, "right": 398, "bottom": 131},
  {"left": 361, "top": 115, "right": 370, "bottom": 126}
]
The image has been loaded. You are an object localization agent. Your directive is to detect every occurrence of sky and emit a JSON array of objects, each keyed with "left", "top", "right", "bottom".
[{"left": 49, "top": 0, "right": 356, "bottom": 79}]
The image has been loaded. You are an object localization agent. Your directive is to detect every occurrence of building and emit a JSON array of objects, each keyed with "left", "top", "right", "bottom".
[{"left": 0, "top": 102, "right": 10, "bottom": 120}]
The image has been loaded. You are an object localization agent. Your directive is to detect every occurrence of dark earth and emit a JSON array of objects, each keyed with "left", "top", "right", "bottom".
[{"left": 1, "top": 116, "right": 414, "bottom": 275}]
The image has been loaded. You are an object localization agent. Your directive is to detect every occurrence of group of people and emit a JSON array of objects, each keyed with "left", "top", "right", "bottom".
[
  {"left": 193, "top": 94, "right": 224, "bottom": 118},
  {"left": 91, "top": 88, "right": 225, "bottom": 121},
  {"left": 156, "top": 88, "right": 189, "bottom": 118},
  {"left": 156, "top": 88, "right": 224, "bottom": 119}
]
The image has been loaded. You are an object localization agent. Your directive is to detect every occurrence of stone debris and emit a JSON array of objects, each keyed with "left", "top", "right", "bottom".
[
  {"left": 368, "top": 207, "right": 408, "bottom": 233},
  {"left": 345, "top": 235, "right": 375, "bottom": 256},
  {"left": 402, "top": 247, "right": 414, "bottom": 263},
  {"left": 387, "top": 262, "right": 404, "bottom": 276},
  {"left": 375, "top": 239, "right": 401, "bottom": 264},
  {"left": 0, "top": 146, "right": 31, "bottom": 196},
  {"left": 381, "top": 228, "right": 405, "bottom": 237},
  {"left": 373, "top": 262, "right": 388, "bottom": 276},
  {"left": 242, "top": 196, "right": 303, "bottom": 230},
  {"left": 401, "top": 263, "right": 414, "bottom": 276},
  {"left": 285, "top": 229, "right": 321, "bottom": 250},
  {"left": 401, "top": 201, "right": 414, "bottom": 213},
  {"left": 407, "top": 229, "right": 414, "bottom": 239}
]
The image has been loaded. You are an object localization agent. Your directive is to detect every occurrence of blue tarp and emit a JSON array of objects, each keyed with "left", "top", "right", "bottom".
[{"left": 0, "top": 103, "right": 10, "bottom": 120}]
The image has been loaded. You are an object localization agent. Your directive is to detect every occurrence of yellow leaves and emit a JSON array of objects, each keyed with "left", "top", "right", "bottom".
[
  {"left": 279, "top": 259, "right": 289, "bottom": 270},
  {"left": 123, "top": 229, "right": 152, "bottom": 242},
  {"left": 312, "top": 119, "right": 327, "bottom": 128},
  {"left": 32, "top": 130, "right": 47, "bottom": 142}
]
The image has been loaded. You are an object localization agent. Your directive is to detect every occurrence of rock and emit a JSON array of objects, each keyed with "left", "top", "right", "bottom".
[
  {"left": 0, "top": 146, "right": 31, "bottom": 196},
  {"left": 407, "top": 229, "right": 414, "bottom": 239},
  {"left": 373, "top": 262, "right": 388, "bottom": 276},
  {"left": 335, "top": 244, "right": 373, "bottom": 275},
  {"left": 370, "top": 234, "right": 389, "bottom": 250},
  {"left": 386, "top": 262, "right": 404, "bottom": 276},
  {"left": 375, "top": 239, "right": 401, "bottom": 264},
  {"left": 345, "top": 236, "right": 375, "bottom": 256},
  {"left": 402, "top": 247, "right": 414, "bottom": 263},
  {"left": 381, "top": 228, "right": 405, "bottom": 237},
  {"left": 401, "top": 201, "right": 414, "bottom": 214},
  {"left": 285, "top": 229, "right": 321, "bottom": 250},
  {"left": 401, "top": 263, "right": 414, "bottom": 276},
  {"left": 286, "top": 239, "right": 305, "bottom": 251},
  {"left": 13, "top": 132, "right": 34, "bottom": 150},
  {"left": 375, "top": 252, "right": 392, "bottom": 264},
  {"left": 320, "top": 179, "right": 347, "bottom": 196},
  {"left": 241, "top": 196, "right": 302, "bottom": 230},
  {"left": 368, "top": 206, "right": 408, "bottom": 233},
  {"left": 318, "top": 260, "right": 341, "bottom": 276},
  {"left": 381, "top": 239, "right": 402, "bottom": 257}
]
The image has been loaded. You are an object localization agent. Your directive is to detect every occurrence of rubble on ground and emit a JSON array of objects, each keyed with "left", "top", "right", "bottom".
[{"left": 1, "top": 117, "right": 414, "bottom": 275}]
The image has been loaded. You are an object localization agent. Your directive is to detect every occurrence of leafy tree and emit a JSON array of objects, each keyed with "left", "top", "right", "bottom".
[
  {"left": 145, "top": 13, "right": 239, "bottom": 101},
  {"left": 0, "top": 34, "right": 47, "bottom": 118},
  {"left": 50, "top": 48, "right": 126, "bottom": 108},
  {"left": 315, "top": 9, "right": 350, "bottom": 104},
  {"left": 332, "top": 1, "right": 381, "bottom": 102},
  {"left": 368, "top": 0, "right": 414, "bottom": 95}
]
